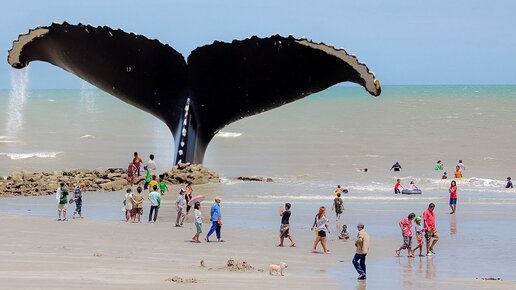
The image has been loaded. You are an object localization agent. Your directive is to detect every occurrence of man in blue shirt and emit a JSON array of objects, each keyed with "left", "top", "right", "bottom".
[{"left": 205, "top": 196, "right": 223, "bottom": 242}]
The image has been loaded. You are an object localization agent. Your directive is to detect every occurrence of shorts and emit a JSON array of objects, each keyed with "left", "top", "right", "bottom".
[
  {"left": 143, "top": 181, "right": 149, "bottom": 190},
  {"left": 425, "top": 230, "right": 439, "bottom": 242},
  {"left": 416, "top": 233, "right": 423, "bottom": 246},
  {"left": 401, "top": 235, "right": 412, "bottom": 249},
  {"left": 318, "top": 230, "right": 326, "bottom": 238},
  {"left": 58, "top": 203, "right": 67, "bottom": 210},
  {"left": 449, "top": 198, "right": 457, "bottom": 205},
  {"left": 132, "top": 208, "right": 143, "bottom": 215},
  {"left": 195, "top": 222, "right": 202, "bottom": 234},
  {"left": 280, "top": 224, "right": 290, "bottom": 238}
]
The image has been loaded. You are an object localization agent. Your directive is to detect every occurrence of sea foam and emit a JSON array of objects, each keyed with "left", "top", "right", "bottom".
[{"left": 0, "top": 152, "right": 62, "bottom": 160}]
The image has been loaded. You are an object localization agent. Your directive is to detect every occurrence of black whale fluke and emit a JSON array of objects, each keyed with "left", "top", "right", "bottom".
[{"left": 8, "top": 22, "right": 381, "bottom": 164}]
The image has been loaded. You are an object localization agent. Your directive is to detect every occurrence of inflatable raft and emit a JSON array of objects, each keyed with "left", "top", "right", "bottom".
[{"left": 401, "top": 189, "right": 422, "bottom": 195}]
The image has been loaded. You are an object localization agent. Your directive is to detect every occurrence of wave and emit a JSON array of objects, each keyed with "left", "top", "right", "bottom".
[
  {"left": 215, "top": 131, "right": 242, "bottom": 138},
  {"left": 0, "top": 152, "right": 62, "bottom": 160},
  {"left": 79, "top": 134, "right": 96, "bottom": 139}
]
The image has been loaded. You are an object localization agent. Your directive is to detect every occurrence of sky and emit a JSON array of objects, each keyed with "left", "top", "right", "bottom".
[{"left": 1, "top": 0, "right": 515, "bottom": 89}]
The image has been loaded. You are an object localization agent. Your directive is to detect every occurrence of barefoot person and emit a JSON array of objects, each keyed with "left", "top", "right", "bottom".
[
  {"left": 185, "top": 182, "right": 193, "bottom": 214},
  {"left": 394, "top": 179, "right": 403, "bottom": 194},
  {"left": 449, "top": 180, "right": 458, "bottom": 214},
  {"left": 132, "top": 152, "right": 143, "bottom": 176},
  {"left": 57, "top": 184, "right": 69, "bottom": 221},
  {"left": 192, "top": 201, "right": 202, "bottom": 243},
  {"left": 311, "top": 206, "right": 330, "bottom": 254},
  {"left": 332, "top": 193, "right": 344, "bottom": 221},
  {"left": 353, "top": 223, "right": 369, "bottom": 280},
  {"left": 395, "top": 213, "right": 415, "bottom": 257},
  {"left": 124, "top": 188, "right": 133, "bottom": 222},
  {"left": 72, "top": 183, "right": 83, "bottom": 218},
  {"left": 206, "top": 196, "right": 223, "bottom": 242},
  {"left": 127, "top": 161, "right": 137, "bottom": 186},
  {"left": 412, "top": 216, "right": 424, "bottom": 257},
  {"left": 278, "top": 203, "right": 295, "bottom": 247},
  {"left": 423, "top": 203, "right": 439, "bottom": 256},
  {"left": 131, "top": 186, "right": 144, "bottom": 223}
]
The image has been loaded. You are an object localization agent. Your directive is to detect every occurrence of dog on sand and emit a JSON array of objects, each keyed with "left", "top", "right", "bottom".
[{"left": 269, "top": 262, "right": 288, "bottom": 276}]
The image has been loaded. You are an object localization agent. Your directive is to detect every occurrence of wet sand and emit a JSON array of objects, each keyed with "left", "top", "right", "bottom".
[{"left": 1, "top": 189, "right": 516, "bottom": 289}]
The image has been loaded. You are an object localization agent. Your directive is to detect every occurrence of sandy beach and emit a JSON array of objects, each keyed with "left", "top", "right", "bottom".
[{"left": 1, "top": 188, "right": 516, "bottom": 290}]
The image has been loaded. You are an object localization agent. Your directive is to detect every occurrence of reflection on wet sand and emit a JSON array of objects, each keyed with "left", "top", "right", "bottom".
[{"left": 450, "top": 214, "right": 457, "bottom": 235}]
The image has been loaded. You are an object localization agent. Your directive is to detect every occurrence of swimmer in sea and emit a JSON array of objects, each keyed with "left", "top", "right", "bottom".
[
  {"left": 506, "top": 177, "right": 513, "bottom": 188},
  {"left": 390, "top": 162, "right": 402, "bottom": 172}
]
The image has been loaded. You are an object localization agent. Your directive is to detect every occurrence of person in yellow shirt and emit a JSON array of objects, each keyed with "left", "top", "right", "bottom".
[
  {"left": 148, "top": 175, "right": 159, "bottom": 192},
  {"left": 454, "top": 166, "right": 463, "bottom": 178}
]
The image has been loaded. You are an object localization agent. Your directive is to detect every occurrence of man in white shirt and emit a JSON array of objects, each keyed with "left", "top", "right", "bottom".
[
  {"left": 148, "top": 185, "right": 161, "bottom": 222},
  {"left": 175, "top": 189, "right": 186, "bottom": 226}
]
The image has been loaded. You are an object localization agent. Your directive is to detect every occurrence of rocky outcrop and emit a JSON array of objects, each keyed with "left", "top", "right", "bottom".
[
  {"left": 162, "top": 163, "right": 220, "bottom": 184},
  {"left": 0, "top": 164, "right": 220, "bottom": 197}
]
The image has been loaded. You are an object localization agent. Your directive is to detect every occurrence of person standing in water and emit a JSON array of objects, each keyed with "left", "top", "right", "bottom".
[
  {"left": 506, "top": 177, "right": 513, "bottom": 188},
  {"left": 390, "top": 162, "right": 402, "bottom": 172},
  {"left": 442, "top": 172, "right": 448, "bottom": 179},
  {"left": 449, "top": 180, "right": 458, "bottom": 214},
  {"left": 457, "top": 160, "right": 465, "bottom": 172},
  {"left": 278, "top": 203, "right": 296, "bottom": 247},
  {"left": 394, "top": 179, "right": 403, "bottom": 194},
  {"left": 434, "top": 160, "right": 443, "bottom": 171},
  {"left": 454, "top": 165, "right": 463, "bottom": 178}
]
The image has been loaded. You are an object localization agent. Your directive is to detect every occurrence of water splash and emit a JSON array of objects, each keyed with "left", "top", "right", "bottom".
[
  {"left": 6, "top": 68, "right": 29, "bottom": 136},
  {"left": 80, "top": 80, "right": 97, "bottom": 114}
]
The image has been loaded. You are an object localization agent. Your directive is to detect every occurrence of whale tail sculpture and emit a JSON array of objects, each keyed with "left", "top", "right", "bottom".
[{"left": 8, "top": 22, "right": 381, "bottom": 164}]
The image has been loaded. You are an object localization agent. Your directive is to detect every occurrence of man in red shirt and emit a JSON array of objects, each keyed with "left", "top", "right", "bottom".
[
  {"left": 423, "top": 203, "right": 439, "bottom": 256},
  {"left": 132, "top": 152, "right": 143, "bottom": 176}
]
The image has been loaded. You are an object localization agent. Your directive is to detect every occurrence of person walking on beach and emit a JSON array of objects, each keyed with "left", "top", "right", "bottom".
[
  {"left": 423, "top": 203, "right": 438, "bottom": 256},
  {"left": 148, "top": 175, "right": 158, "bottom": 193},
  {"left": 395, "top": 212, "right": 415, "bottom": 257},
  {"left": 449, "top": 180, "right": 458, "bottom": 214},
  {"left": 142, "top": 166, "right": 151, "bottom": 190},
  {"left": 57, "top": 184, "right": 69, "bottom": 221},
  {"left": 131, "top": 186, "right": 144, "bottom": 223},
  {"left": 55, "top": 182, "right": 64, "bottom": 203},
  {"left": 132, "top": 152, "right": 143, "bottom": 176},
  {"left": 394, "top": 179, "right": 403, "bottom": 194},
  {"left": 206, "top": 196, "right": 223, "bottom": 242},
  {"left": 311, "top": 206, "right": 331, "bottom": 254},
  {"left": 147, "top": 154, "right": 157, "bottom": 173},
  {"left": 72, "top": 183, "right": 83, "bottom": 218},
  {"left": 175, "top": 189, "right": 186, "bottom": 227},
  {"left": 148, "top": 185, "right": 161, "bottom": 222},
  {"left": 278, "top": 203, "right": 295, "bottom": 247},
  {"left": 454, "top": 165, "right": 463, "bottom": 178},
  {"left": 192, "top": 201, "right": 202, "bottom": 243},
  {"left": 506, "top": 177, "right": 513, "bottom": 188},
  {"left": 158, "top": 175, "right": 168, "bottom": 196},
  {"left": 390, "top": 162, "right": 402, "bottom": 172},
  {"left": 124, "top": 188, "right": 133, "bottom": 222},
  {"left": 434, "top": 160, "right": 443, "bottom": 171},
  {"left": 185, "top": 182, "right": 193, "bottom": 214},
  {"left": 353, "top": 223, "right": 369, "bottom": 280},
  {"left": 332, "top": 193, "right": 344, "bottom": 221},
  {"left": 412, "top": 216, "right": 424, "bottom": 257}
]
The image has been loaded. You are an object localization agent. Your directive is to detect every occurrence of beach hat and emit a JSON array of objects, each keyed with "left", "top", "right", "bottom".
[{"left": 415, "top": 216, "right": 421, "bottom": 222}]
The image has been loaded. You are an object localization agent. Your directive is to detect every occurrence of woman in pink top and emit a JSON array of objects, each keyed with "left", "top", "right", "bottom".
[
  {"left": 449, "top": 180, "right": 458, "bottom": 214},
  {"left": 395, "top": 212, "right": 415, "bottom": 257}
]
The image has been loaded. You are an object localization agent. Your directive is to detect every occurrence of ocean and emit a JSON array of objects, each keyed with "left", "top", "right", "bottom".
[
  {"left": 2, "top": 73, "right": 516, "bottom": 283},
  {"left": 1, "top": 70, "right": 515, "bottom": 200}
]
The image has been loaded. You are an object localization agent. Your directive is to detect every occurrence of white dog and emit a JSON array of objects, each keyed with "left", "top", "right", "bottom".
[{"left": 269, "top": 262, "right": 288, "bottom": 276}]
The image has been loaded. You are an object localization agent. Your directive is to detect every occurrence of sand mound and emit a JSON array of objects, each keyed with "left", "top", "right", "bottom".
[{"left": 222, "top": 258, "right": 254, "bottom": 272}]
